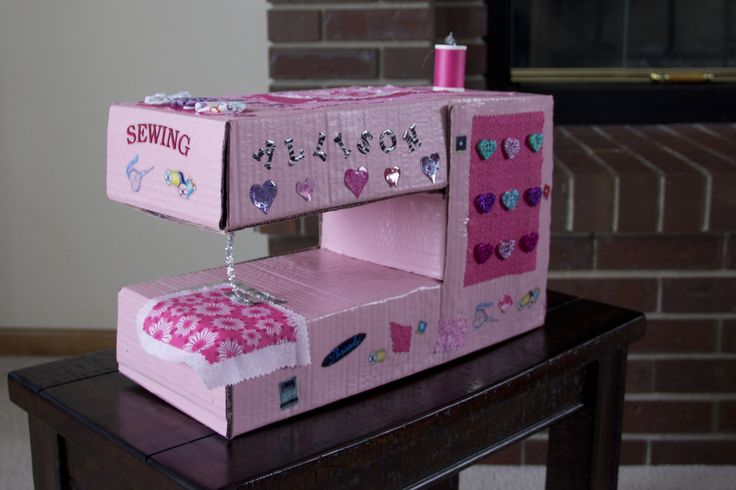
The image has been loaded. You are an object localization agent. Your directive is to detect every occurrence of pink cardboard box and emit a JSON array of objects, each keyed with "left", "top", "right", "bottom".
[{"left": 111, "top": 87, "right": 554, "bottom": 437}]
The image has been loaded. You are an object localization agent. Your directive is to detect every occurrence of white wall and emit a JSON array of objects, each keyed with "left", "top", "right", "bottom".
[{"left": 0, "top": 1, "right": 270, "bottom": 329}]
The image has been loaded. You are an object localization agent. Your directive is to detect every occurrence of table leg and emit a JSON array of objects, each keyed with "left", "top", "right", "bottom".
[
  {"left": 28, "top": 415, "right": 64, "bottom": 490},
  {"left": 545, "top": 349, "right": 628, "bottom": 490}
]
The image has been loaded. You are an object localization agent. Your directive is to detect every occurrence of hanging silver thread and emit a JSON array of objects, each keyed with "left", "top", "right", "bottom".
[{"left": 225, "top": 232, "right": 250, "bottom": 304}]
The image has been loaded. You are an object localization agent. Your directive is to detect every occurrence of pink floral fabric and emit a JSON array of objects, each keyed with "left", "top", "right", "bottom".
[
  {"left": 137, "top": 284, "right": 310, "bottom": 388},
  {"left": 143, "top": 286, "right": 296, "bottom": 364}
]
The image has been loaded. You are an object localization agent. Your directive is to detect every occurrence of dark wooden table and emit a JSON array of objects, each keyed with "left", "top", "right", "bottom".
[{"left": 9, "top": 291, "right": 644, "bottom": 490}]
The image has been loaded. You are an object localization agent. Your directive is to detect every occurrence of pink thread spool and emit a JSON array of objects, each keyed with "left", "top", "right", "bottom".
[{"left": 433, "top": 34, "right": 467, "bottom": 91}]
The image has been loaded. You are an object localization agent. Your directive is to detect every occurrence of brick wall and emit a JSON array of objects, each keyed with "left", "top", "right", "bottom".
[{"left": 265, "top": 0, "right": 736, "bottom": 466}]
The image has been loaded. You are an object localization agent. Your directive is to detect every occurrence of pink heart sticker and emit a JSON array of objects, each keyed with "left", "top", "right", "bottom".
[
  {"left": 503, "top": 138, "right": 521, "bottom": 159},
  {"left": 295, "top": 177, "right": 315, "bottom": 202},
  {"left": 496, "top": 240, "right": 515, "bottom": 260},
  {"left": 384, "top": 166, "right": 401, "bottom": 187},
  {"left": 344, "top": 167, "right": 369, "bottom": 198}
]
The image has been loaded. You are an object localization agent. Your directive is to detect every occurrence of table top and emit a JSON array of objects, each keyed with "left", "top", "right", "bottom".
[{"left": 9, "top": 291, "right": 645, "bottom": 489}]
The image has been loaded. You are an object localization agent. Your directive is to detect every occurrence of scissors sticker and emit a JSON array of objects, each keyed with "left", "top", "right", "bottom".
[
  {"left": 125, "top": 154, "right": 153, "bottom": 192},
  {"left": 473, "top": 302, "right": 498, "bottom": 329}
]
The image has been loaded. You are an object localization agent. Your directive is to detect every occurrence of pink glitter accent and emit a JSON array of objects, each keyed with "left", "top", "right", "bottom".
[
  {"left": 389, "top": 322, "right": 412, "bottom": 353},
  {"left": 435, "top": 318, "right": 468, "bottom": 353}
]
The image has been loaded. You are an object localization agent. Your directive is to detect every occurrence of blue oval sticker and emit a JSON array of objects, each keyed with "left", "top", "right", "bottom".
[{"left": 321, "top": 333, "right": 367, "bottom": 367}]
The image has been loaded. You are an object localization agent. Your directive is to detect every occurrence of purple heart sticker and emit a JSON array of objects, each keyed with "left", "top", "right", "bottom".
[
  {"left": 420, "top": 153, "right": 441, "bottom": 183},
  {"left": 520, "top": 232, "right": 539, "bottom": 253},
  {"left": 496, "top": 240, "right": 515, "bottom": 260},
  {"left": 344, "top": 166, "right": 369, "bottom": 198},
  {"left": 250, "top": 179, "right": 278, "bottom": 214},
  {"left": 524, "top": 186, "right": 542, "bottom": 207},
  {"left": 503, "top": 138, "right": 521, "bottom": 159},
  {"left": 474, "top": 243, "right": 494, "bottom": 264},
  {"left": 295, "top": 177, "right": 315, "bottom": 202},
  {"left": 474, "top": 193, "right": 496, "bottom": 214}
]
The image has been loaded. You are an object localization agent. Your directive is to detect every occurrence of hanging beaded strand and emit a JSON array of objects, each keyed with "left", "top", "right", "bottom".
[{"left": 225, "top": 232, "right": 250, "bottom": 304}]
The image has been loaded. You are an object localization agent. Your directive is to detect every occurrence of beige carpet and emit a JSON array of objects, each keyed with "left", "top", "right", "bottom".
[{"left": 2, "top": 356, "right": 735, "bottom": 489}]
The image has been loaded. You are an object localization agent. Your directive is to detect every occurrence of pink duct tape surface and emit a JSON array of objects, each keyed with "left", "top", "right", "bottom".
[{"left": 136, "top": 283, "right": 310, "bottom": 389}]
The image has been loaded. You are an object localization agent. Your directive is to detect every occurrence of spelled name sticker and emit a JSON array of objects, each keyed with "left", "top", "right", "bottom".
[
  {"left": 321, "top": 333, "right": 367, "bottom": 367},
  {"left": 279, "top": 376, "right": 298, "bottom": 410}
]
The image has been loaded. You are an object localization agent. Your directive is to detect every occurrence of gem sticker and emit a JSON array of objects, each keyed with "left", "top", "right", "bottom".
[
  {"left": 473, "top": 302, "right": 497, "bottom": 329},
  {"left": 474, "top": 243, "right": 494, "bottom": 264},
  {"left": 389, "top": 322, "right": 412, "bottom": 353},
  {"left": 368, "top": 349, "right": 386, "bottom": 365},
  {"left": 321, "top": 333, "right": 366, "bottom": 367},
  {"left": 417, "top": 320, "right": 427, "bottom": 334},
  {"left": 295, "top": 177, "right": 315, "bottom": 202},
  {"left": 250, "top": 179, "right": 277, "bottom": 214},
  {"left": 384, "top": 166, "right": 401, "bottom": 187},
  {"left": 501, "top": 189, "right": 520, "bottom": 210},
  {"left": 279, "top": 376, "right": 298, "bottom": 410},
  {"left": 477, "top": 139, "right": 497, "bottom": 160},
  {"left": 164, "top": 169, "right": 196, "bottom": 198},
  {"left": 344, "top": 167, "right": 369, "bottom": 198},
  {"left": 125, "top": 154, "right": 153, "bottom": 192},
  {"left": 420, "top": 153, "right": 440, "bottom": 183},
  {"left": 520, "top": 232, "right": 539, "bottom": 253},
  {"left": 498, "top": 295, "right": 513, "bottom": 313},
  {"left": 474, "top": 192, "right": 496, "bottom": 214},
  {"left": 527, "top": 133, "right": 544, "bottom": 152},
  {"left": 524, "top": 186, "right": 542, "bottom": 207},
  {"left": 496, "top": 240, "right": 515, "bottom": 260},
  {"left": 502, "top": 138, "right": 521, "bottom": 159},
  {"left": 455, "top": 135, "right": 467, "bottom": 152}
]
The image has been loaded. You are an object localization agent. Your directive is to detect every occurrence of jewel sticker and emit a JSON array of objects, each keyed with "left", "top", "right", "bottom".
[
  {"left": 250, "top": 179, "right": 277, "bottom": 214},
  {"left": 498, "top": 295, "right": 513, "bottom": 313},
  {"left": 524, "top": 186, "right": 542, "bottom": 207},
  {"left": 496, "top": 240, "right": 515, "bottom": 260},
  {"left": 455, "top": 135, "right": 467, "bottom": 152},
  {"left": 519, "top": 288, "right": 541, "bottom": 310},
  {"left": 384, "top": 166, "right": 401, "bottom": 187},
  {"left": 477, "top": 139, "right": 497, "bottom": 160},
  {"left": 527, "top": 133, "right": 544, "bottom": 152},
  {"left": 295, "top": 177, "right": 315, "bottom": 202},
  {"left": 501, "top": 189, "right": 520, "bottom": 210},
  {"left": 344, "top": 167, "right": 369, "bottom": 198},
  {"left": 520, "top": 232, "right": 539, "bottom": 253},
  {"left": 389, "top": 322, "right": 412, "bottom": 353},
  {"left": 368, "top": 349, "right": 386, "bottom": 365},
  {"left": 474, "top": 243, "right": 494, "bottom": 264},
  {"left": 503, "top": 138, "right": 521, "bottom": 159},
  {"left": 420, "top": 153, "right": 441, "bottom": 183},
  {"left": 417, "top": 320, "right": 428, "bottom": 334},
  {"left": 474, "top": 192, "right": 496, "bottom": 214}
]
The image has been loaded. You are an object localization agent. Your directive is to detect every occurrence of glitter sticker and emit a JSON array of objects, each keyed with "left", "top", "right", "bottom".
[
  {"left": 502, "top": 138, "right": 521, "bottom": 159},
  {"left": 384, "top": 166, "right": 401, "bottom": 187},
  {"left": 455, "top": 135, "right": 467, "bottom": 152},
  {"left": 420, "top": 153, "right": 440, "bottom": 183},
  {"left": 125, "top": 154, "right": 153, "bottom": 192},
  {"left": 474, "top": 243, "right": 494, "bottom": 264},
  {"left": 389, "top": 322, "right": 412, "bottom": 353},
  {"left": 473, "top": 302, "right": 498, "bottom": 329},
  {"left": 344, "top": 167, "right": 369, "bottom": 198},
  {"left": 520, "top": 232, "right": 539, "bottom": 253},
  {"left": 333, "top": 133, "right": 352, "bottom": 159},
  {"left": 321, "top": 333, "right": 366, "bottom": 367},
  {"left": 527, "top": 133, "right": 544, "bottom": 152},
  {"left": 402, "top": 123, "right": 421, "bottom": 152},
  {"left": 164, "top": 170, "right": 196, "bottom": 198},
  {"left": 357, "top": 130, "right": 373, "bottom": 155},
  {"left": 252, "top": 140, "right": 276, "bottom": 170},
  {"left": 477, "top": 139, "right": 497, "bottom": 160},
  {"left": 434, "top": 318, "right": 468, "bottom": 353},
  {"left": 474, "top": 192, "right": 496, "bottom": 214},
  {"left": 518, "top": 288, "right": 541, "bottom": 310},
  {"left": 279, "top": 377, "right": 298, "bottom": 410},
  {"left": 379, "top": 129, "right": 397, "bottom": 153},
  {"left": 525, "top": 186, "right": 542, "bottom": 207},
  {"left": 496, "top": 240, "right": 515, "bottom": 260},
  {"left": 312, "top": 132, "right": 327, "bottom": 162},
  {"left": 250, "top": 179, "right": 277, "bottom": 214},
  {"left": 295, "top": 177, "right": 315, "bottom": 202},
  {"left": 501, "top": 189, "right": 520, "bottom": 211}
]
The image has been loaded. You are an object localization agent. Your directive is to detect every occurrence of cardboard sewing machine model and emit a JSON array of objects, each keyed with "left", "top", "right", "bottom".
[{"left": 107, "top": 86, "right": 554, "bottom": 438}]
